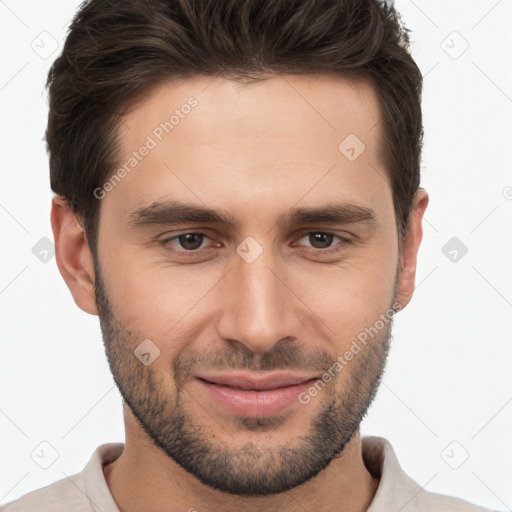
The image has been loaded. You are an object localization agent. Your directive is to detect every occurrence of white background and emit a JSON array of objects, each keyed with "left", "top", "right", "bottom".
[{"left": 1, "top": 0, "right": 511, "bottom": 510}]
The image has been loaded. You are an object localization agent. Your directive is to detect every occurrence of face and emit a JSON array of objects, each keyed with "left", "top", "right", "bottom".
[{"left": 66, "top": 74, "right": 424, "bottom": 496}]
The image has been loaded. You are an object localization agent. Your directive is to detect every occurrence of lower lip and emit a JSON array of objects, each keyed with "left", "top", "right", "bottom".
[{"left": 196, "top": 378, "right": 316, "bottom": 418}]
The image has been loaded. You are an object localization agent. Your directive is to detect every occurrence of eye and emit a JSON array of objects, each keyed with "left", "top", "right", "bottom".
[
  {"left": 159, "top": 231, "right": 352, "bottom": 257},
  {"left": 293, "top": 232, "right": 352, "bottom": 253},
  {"left": 161, "top": 232, "right": 214, "bottom": 252}
]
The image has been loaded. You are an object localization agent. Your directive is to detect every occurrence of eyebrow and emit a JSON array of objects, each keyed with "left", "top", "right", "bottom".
[{"left": 126, "top": 199, "right": 377, "bottom": 230}]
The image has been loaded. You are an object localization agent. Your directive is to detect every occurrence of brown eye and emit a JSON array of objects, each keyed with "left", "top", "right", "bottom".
[
  {"left": 295, "top": 232, "right": 351, "bottom": 252},
  {"left": 306, "top": 232, "right": 335, "bottom": 249},
  {"left": 161, "top": 232, "right": 212, "bottom": 252},
  {"left": 176, "top": 233, "right": 205, "bottom": 250}
]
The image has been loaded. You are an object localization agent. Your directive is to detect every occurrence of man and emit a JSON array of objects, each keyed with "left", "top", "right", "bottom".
[{"left": 2, "top": 0, "right": 497, "bottom": 511}]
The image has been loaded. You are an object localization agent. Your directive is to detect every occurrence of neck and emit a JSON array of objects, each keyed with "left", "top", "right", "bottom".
[{"left": 103, "top": 409, "right": 379, "bottom": 512}]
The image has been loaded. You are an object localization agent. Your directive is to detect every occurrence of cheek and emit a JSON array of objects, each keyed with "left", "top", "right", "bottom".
[
  {"left": 102, "top": 248, "right": 225, "bottom": 347},
  {"left": 299, "top": 247, "right": 396, "bottom": 314},
  {"left": 290, "top": 251, "right": 397, "bottom": 359}
]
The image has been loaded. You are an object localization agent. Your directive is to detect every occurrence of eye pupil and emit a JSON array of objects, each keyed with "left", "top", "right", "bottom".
[
  {"left": 179, "top": 233, "right": 204, "bottom": 250},
  {"left": 310, "top": 232, "right": 333, "bottom": 249}
]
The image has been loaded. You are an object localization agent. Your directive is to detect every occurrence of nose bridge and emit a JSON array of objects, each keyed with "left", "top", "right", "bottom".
[{"left": 217, "top": 239, "right": 297, "bottom": 353}]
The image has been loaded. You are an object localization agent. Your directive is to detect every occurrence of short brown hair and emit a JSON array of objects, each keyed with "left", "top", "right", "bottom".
[{"left": 46, "top": 0, "right": 423, "bottom": 260}]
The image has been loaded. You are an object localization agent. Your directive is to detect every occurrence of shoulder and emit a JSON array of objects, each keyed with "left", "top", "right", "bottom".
[
  {"left": 1, "top": 442, "right": 123, "bottom": 512},
  {"left": 1, "top": 472, "right": 89, "bottom": 512},
  {"left": 362, "top": 436, "right": 500, "bottom": 512},
  {"left": 410, "top": 488, "right": 498, "bottom": 512}
]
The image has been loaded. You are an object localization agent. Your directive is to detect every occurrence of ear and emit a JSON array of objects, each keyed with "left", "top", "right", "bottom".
[
  {"left": 394, "top": 188, "right": 429, "bottom": 310},
  {"left": 50, "top": 196, "right": 98, "bottom": 315}
]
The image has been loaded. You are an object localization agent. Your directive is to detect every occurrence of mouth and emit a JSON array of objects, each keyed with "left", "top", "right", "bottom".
[{"left": 194, "top": 372, "right": 319, "bottom": 418}]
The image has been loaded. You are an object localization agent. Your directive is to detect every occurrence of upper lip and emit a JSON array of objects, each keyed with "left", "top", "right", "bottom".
[{"left": 195, "top": 372, "right": 318, "bottom": 390}]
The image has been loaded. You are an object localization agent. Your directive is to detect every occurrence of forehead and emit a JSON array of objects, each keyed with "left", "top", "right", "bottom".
[
  {"left": 103, "top": 73, "right": 390, "bottom": 228},
  {"left": 120, "top": 73, "right": 382, "bottom": 155}
]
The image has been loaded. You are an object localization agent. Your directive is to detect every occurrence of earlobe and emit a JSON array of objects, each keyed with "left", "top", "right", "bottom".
[
  {"left": 50, "top": 196, "right": 98, "bottom": 316},
  {"left": 394, "top": 188, "right": 429, "bottom": 310}
]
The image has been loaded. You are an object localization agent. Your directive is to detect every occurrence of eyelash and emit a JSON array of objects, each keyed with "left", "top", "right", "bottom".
[{"left": 159, "top": 231, "right": 353, "bottom": 256}]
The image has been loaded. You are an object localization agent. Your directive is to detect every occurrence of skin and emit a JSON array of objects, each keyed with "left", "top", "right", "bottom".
[{"left": 51, "top": 73, "right": 428, "bottom": 512}]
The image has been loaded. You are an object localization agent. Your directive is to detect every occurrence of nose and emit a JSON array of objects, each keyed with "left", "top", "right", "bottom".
[{"left": 214, "top": 243, "right": 302, "bottom": 354}]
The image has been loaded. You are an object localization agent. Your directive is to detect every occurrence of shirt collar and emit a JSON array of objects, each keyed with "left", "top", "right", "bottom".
[
  {"left": 83, "top": 436, "right": 422, "bottom": 512},
  {"left": 362, "top": 435, "right": 425, "bottom": 511}
]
